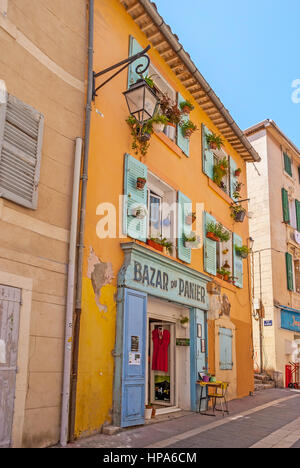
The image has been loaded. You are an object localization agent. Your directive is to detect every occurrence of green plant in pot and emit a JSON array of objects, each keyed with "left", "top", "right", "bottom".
[
  {"left": 230, "top": 204, "right": 246, "bottom": 223},
  {"left": 235, "top": 245, "right": 251, "bottom": 258},
  {"left": 159, "top": 93, "right": 183, "bottom": 127},
  {"left": 217, "top": 268, "right": 231, "bottom": 281},
  {"left": 183, "top": 231, "right": 200, "bottom": 249},
  {"left": 213, "top": 157, "right": 229, "bottom": 187},
  {"left": 179, "top": 100, "right": 194, "bottom": 114},
  {"left": 206, "top": 132, "right": 224, "bottom": 150},
  {"left": 181, "top": 120, "right": 197, "bottom": 139},
  {"left": 126, "top": 116, "right": 154, "bottom": 156},
  {"left": 180, "top": 316, "right": 189, "bottom": 328},
  {"left": 206, "top": 221, "right": 220, "bottom": 242},
  {"left": 214, "top": 223, "right": 230, "bottom": 242},
  {"left": 151, "top": 113, "right": 169, "bottom": 133}
]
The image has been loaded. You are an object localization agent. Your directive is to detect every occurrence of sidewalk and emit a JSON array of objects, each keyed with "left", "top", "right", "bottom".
[{"left": 57, "top": 389, "right": 300, "bottom": 449}]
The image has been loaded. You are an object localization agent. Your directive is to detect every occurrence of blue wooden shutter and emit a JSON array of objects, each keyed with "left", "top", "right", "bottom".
[
  {"left": 202, "top": 124, "right": 214, "bottom": 179},
  {"left": 286, "top": 252, "right": 294, "bottom": 291},
  {"left": 190, "top": 309, "right": 207, "bottom": 412},
  {"left": 229, "top": 156, "right": 238, "bottom": 201},
  {"left": 177, "top": 93, "right": 190, "bottom": 157},
  {"left": 203, "top": 212, "right": 217, "bottom": 275},
  {"left": 233, "top": 233, "right": 243, "bottom": 288},
  {"left": 219, "top": 327, "right": 233, "bottom": 370},
  {"left": 128, "top": 36, "right": 148, "bottom": 88},
  {"left": 121, "top": 288, "right": 147, "bottom": 427},
  {"left": 123, "top": 154, "right": 148, "bottom": 242},
  {"left": 177, "top": 191, "right": 192, "bottom": 263},
  {"left": 282, "top": 188, "right": 290, "bottom": 224}
]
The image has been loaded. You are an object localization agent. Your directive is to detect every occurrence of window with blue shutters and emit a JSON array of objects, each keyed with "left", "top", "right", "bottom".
[
  {"left": 219, "top": 327, "right": 233, "bottom": 370},
  {"left": 123, "top": 153, "right": 148, "bottom": 242},
  {"left": 202, "top": 124, "right": 214, "bottom": 180},
  {"left": 283, "top": 152, "right": 292, "bottom": 177},
  {"left": 203, "top": 212, "right": 217, "bottom": 276},
  {"left": 233, "top": 233, "right": 243, "bottom": 288},
  {"left": 177, "top": 93, "right": 189, "bottom": 157},
  {"left": 177, "top": 191, "right": 192, "bottom": 263}
]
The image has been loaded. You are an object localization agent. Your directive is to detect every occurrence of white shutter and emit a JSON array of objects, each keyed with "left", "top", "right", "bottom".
[{"left": 0, "top": 94, "right": 44, "bottom": 209}]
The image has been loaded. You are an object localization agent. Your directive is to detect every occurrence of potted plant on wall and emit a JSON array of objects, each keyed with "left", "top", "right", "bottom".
[
  {"left": 179, "top": 100, "right": 194, "bottom": 115},
  {"left": 151, "top": 113, "right": 169, "bottom": 133},
  {"left": 136, "top": 177, "right": 147, "bottom": 190},
  {"left": 235, "top": 167, "right": 242, "bottom": 177},
  {"left": 159, "top": 93, "right": 183, "bottom": 127},
  {"left": 181, "top": 120, "right": 197, "bottom": 139},
  {"left": 206, "top": 221, "right": 220, "bottom": 242},
  {"left": 130, "top": 205, "right": 147, "bottom": 219},
  {"left": 180, "top": 316, "right": 189, "bottom": 328},
  {"left": 213, "top": 157, "right": 229, "bottom": 187},
  {"left": 183, "top": 232, "right": 200, "bottom": 249},
  {"left": 126, "top": 116, "right": 154, "bottom": 157},
  {"left": 230, "top": 204, "right": 246, "bottom": 223},
  {"left": 217, "top": 268, "right": 231, "bottom": 282},
  {"left": 147, "top": 235, "right": 173, "bottom": 255},
  {"left": 235, "top": 245, "right": 250, "bottom": 259},
  {"left": 186, "top": 212, "right": 197, "bottom": 225},
  {"left": 205, "top": 132, "right": 224, "bottom": 150}
]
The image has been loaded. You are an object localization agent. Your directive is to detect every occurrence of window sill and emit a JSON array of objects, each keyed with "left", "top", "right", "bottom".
[
  {"left": 208, "top": 178, "right": 233, "bottom": 205},
  {"left": 215, "top": 276, "right": 240, "bottom": 292},
  {"left": 154, "top": 131, "right": 184, "bottom": 159}
]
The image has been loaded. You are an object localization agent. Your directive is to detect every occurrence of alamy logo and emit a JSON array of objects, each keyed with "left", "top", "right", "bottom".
[{"left": 291, "top": 79, "right": 300, "bottom": 104}]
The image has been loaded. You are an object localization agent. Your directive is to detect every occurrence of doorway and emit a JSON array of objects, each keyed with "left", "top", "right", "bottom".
[{"left": 148, "top": 319, "right": 176, "bottom": 412}]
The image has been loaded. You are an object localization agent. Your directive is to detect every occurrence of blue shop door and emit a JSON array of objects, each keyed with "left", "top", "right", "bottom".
[
  {"left": 190, "top": 308, "right": 207, "bottom": 412},
  {"left": 121, "top": 288, "right": 147, "bottom": 427}
]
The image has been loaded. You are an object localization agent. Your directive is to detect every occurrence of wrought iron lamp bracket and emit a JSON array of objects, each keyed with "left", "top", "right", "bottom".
[{"left": 92, "top": 45, "right": 151, "bottom": 100}]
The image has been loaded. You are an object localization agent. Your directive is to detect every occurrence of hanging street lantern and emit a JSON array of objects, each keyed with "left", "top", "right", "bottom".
[{"left": 123, "top": 78, "right": 159, "bottom": 126}]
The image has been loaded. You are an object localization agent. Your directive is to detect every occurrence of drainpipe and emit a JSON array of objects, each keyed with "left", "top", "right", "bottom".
[
  {"left": 60, "top": 137, "right": 82, "bottom": 447},
  {"left": 68, "top": 0, "right": 94, "bottom": 442}
]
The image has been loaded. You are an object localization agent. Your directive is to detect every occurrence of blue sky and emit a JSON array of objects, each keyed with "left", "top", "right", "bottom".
[{"left": 154, "top": 0, "right": 300, "bottom": 148}]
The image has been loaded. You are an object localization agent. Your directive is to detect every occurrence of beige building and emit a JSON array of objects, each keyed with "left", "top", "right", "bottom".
[
  {"left": 246, "top": 120, "right": 300, "bottom": 386},
  {"left": 0, "top": 1, "right": 87, "bottom": 447}
]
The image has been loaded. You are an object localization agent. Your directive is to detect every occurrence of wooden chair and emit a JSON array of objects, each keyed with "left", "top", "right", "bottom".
[{"left": 209, "top": 382, "right": 229, "bottom": 417}]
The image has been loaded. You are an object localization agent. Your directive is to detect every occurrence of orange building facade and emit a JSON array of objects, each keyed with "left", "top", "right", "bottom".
[{"left": 74, "top": 0, "right": 260, "bottom": 437}]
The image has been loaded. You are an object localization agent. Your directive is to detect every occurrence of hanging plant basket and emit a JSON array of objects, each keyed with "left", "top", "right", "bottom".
[
  {"left": 234, "top": 210, "right": 246, "bottom": 223},
  {"left": 136, "top": 177, "right": 147, "bottom": 190}
]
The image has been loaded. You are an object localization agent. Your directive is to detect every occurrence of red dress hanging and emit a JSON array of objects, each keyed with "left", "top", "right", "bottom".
[{"left": 152, "top": 328, "right": 170, "bottom": 373}]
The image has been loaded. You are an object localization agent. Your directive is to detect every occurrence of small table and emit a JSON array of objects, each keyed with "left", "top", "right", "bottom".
[{"left": 196, "top": 381, "right": 222, "bottom": 416}]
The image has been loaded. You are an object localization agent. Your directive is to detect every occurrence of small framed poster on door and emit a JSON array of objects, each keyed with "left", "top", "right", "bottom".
[{"left": 201, "top": 339, "right": 206, "bottom": 353}]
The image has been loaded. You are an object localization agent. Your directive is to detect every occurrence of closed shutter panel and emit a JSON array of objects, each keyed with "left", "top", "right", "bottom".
[
  {"left": 177, "top": 191, "right": 192, "bottom": 263},
  {"left": 296, "top": 200, "right": 300, "bottom": 232},
  {"left": 282, "top": 188, "right": 290, "bottom": 224},
  {"left": 204, "top": 212, "right": 217, "bottom": 275},
  {"left": 286, "top": 252, "right": 294, "bottom": 291},
  {"left": 219, "top": 327, "right": 233, "bottom": 370},
  {"left": 128, "top": 36, "right": 148, "bottom": 88},
  {"left": 202, "top": 124, "right": 214, "bottom": 179},
  {"left": 177, "top": 93, "right": 189, "bottom": 157},
  {"left": 123, "top": 153, "right": 148, "bottom": 242},
  {"left": 0, "top": 94, "right": 44, "bottom": 210},
  {"left": 233, "top": 233, "right": 243, "bottom": 288},
  {"left": 229, "top": 156, "right": 238, "bottom": 201},
  {"left": 284, "top": 152, "right": 292, "bottom": 177}
]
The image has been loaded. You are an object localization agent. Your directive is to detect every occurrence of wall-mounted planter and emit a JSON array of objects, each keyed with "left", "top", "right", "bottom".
[
  {"left": 136, "top": 177, "right": 147, "bottom": 190},
  {"left": 152, "top": 122, "right": 165, "bottom": 133},
  {"left": 234, "top": 210, "right": 246, "bottom": 223},
  {"left": 147, "top": 239, "right": 163, "bottom": 252},
  {"left": 206, "top": 231, "right": 220, "bottom": 242},
  {"left": 130, "top": 205, "right": 147, "bottom": 219}
]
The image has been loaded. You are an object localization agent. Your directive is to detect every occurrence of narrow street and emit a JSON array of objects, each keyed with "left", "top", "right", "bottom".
[{"left": 62, "top": 389, "right": 300, "bottom": 449}]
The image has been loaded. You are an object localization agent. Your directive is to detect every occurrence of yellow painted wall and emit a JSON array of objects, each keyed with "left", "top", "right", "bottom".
[{"left": 75, "top": 0, "right": 254, "bottom": 437}]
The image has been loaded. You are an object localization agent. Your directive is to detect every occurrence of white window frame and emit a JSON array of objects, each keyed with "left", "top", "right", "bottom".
[{"left": 147, "top": 171, "right": 177, "bottom": 257}]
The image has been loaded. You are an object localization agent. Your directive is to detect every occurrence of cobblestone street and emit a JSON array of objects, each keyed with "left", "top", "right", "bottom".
[{"left": 59, "top": 389, "right": 300, "bottom": 449}]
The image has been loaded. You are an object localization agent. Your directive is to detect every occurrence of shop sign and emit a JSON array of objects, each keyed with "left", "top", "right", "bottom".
[
  {"left": 264, "top": 320, "right": 273, "bottom": 327},
  {"left": 119, "top": 243, "right": 210, "bottom": 310},
  {"left": 281, "top": 309, "right": 300, "bottom": 333},
  {"left": 176, "top": 338, "right": 190, "bottom": 347}
]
